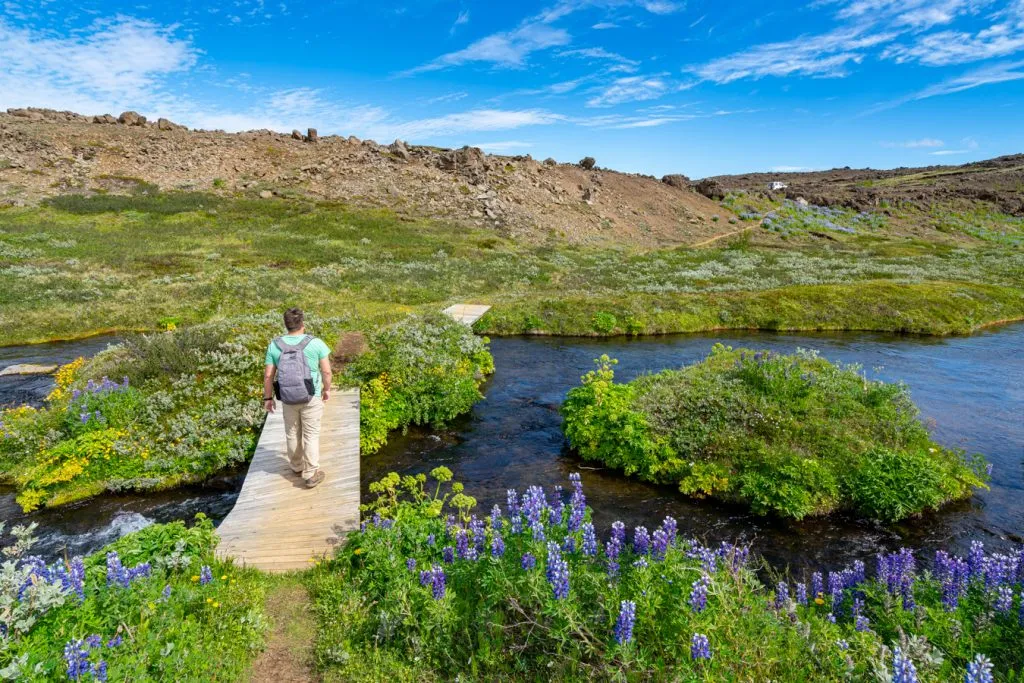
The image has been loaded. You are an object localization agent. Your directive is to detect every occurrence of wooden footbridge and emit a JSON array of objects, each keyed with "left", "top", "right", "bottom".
[{"left": 216, "top": 304, "right": 490, "bottom": 572}]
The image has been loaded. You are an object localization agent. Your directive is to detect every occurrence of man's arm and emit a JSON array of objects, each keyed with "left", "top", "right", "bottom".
[
  {"left": 263, "top": 364, "right": 277, "bottom": 412},
  {"left": 319, "top": 357, "right": 333, "bottom": 401}
]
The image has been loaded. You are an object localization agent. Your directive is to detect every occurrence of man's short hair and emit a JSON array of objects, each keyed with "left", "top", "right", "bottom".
[{"left": 283, "top": 307, "right": 304, "bottom": 332}]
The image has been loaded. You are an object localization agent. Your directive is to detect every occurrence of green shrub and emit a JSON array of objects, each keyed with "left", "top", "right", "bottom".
[
  {"left": 561, "top": 345, "right": 988, "bottom": 520},
  {"left": 591, "top": 312, "right": 617, "bottom": 334},
  {"left": 43, "top": 191, "right": 220, "bottom": 215},
  {"left": 342, "top": 313, "right": 494, "bottom": 454}
]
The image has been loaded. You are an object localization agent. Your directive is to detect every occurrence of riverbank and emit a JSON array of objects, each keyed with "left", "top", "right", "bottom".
[{"left": 1, "top": 194, "right": 1022, "bottom": 346}]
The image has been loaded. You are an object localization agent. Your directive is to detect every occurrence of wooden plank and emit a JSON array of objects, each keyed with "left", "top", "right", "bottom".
[
  {"left": 442, "top": 303, "right": 491, "bottom": 326},
  {"left": 215, "top": 388, "right": 361, "bottom": 573}
]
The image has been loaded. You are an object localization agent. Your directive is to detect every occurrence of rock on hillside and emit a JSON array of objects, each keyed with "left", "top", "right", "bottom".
[{"left": 0, "top": 107, "right": 730, "bottom": 246}]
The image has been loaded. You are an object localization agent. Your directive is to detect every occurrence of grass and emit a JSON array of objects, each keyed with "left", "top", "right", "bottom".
[{"left": 0, "top": 192, "right": 1021, "bottom": 345}]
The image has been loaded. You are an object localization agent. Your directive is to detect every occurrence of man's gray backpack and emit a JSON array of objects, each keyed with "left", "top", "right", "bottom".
[{"left": 273, "top": 335, "right": 315, "bottom": 404}]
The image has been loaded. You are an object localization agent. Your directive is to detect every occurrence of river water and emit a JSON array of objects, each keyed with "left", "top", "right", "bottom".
[{"left": 3, "top": 325, "right": 1022, "bottom": 572}]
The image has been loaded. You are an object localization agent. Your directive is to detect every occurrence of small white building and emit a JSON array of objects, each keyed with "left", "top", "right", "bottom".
[{"left": 767, "top": 181, "right": 788, "bottom": 191}]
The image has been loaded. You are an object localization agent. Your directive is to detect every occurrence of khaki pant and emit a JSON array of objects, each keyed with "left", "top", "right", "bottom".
[{"left": 282, "top": 395, "right": 324, "bottom": 480}]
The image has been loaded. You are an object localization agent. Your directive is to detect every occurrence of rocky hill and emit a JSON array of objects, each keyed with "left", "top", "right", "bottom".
[
  {"left": 0, "top": 107, "right": 729, "bottom": 247},
  {"left": 705, "top": 155, "right": 1024, "bottom": 217}
]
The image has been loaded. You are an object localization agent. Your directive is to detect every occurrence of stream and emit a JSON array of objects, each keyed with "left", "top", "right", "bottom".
[{"left": 2, "top": 325, "right": 1022, "bottom": 572}]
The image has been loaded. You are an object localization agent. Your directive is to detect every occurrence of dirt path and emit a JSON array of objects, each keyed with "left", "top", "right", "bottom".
[
  {"left": 246, "top": 580, "right": 318, "bottom": 683},
  {"left": 692, "top": 225, "right": 754, "bottom": 248}
]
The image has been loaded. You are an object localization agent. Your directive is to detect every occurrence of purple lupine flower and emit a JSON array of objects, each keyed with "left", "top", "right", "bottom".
[
  {"left": 828, "top": 571, "right": 844, "bottom": 613},
  {"left": 567, "top": 472, "right": 586, "bottom": 532},
  {"left": 614, "top": 600, "right": 636, "bottom": 645},
  {"left": 811, "top": 572, "right": 823, "bottom": 601},
  {"left": 379, "top": 519, "right": 395, "bottom": 531},
  {"left": 775, "top": 582, "right": 789, "bottom": 610},
  {"left": 442, "top": 546, "right": 455, "bottom": 564},
  {"left": 690, "top": 633, "right": 711, "bottom": 661},
  {"left": 426, "top": 533, "right": 436, "bottom": 547},
  {"left": 427, "top": 564, "right": 446, "bottom": 600},
  {"left": 522, "top": 486, "right": 546, "bottom": 527},
  {"left": 1020, "top": 588, "right": 1024, "bottom": 626},
  {"left": 200, "top": 565, "right": 213, "bottom": 586},
  {"left": 545, "top": 542, "right": 570, "bottom": 600},
  {"left": 633, "top": 527, "right": 650, "bottom": 555},
  {"left": 469, "top": 516, "right": 487, "bottom": 554},
  {"left": 852, "top": 560, "right": 865, "bottom": 584},
  {"left": 92, "top": 661, "right": 108, "bottom": 683},
  {"left": 610, "top": 521, "right": 626, "bottom": 546},
  {"left": 444, "top": 515, "right": 457, "bottom": 538},
  {"left": 994, "top": 586, "right": 1013, "bottom": 613},
  {"left": 456, "top": 530, "right": 470, "bottom": 560},
  {"left": 968, "top": 541, "right": 986, "bottom": 579},
  {"left": 492, "top": 533, "right": 505, "bottom": 558},
  {"left": 85, "top": 635, "right": 102, "bottom": 649},
  {"left": 633, "top": 557, "right": 648, "bottom": 569},
  {"left": 419, "top": 569, "right": 431, "bottom": 586},
  {"left": 530, "top": 521, "right": 546, "bottom": 542},
  {"left": 827, "top": 613, "right": 836, "bottom": 623},
  {"left": 651, "top": 529, "right": 669, "bottom": 561},
  {"left": 406, "top": 558, "right": 417, "bottom": 571},
  {"left": 606, "top": 540, "right": 622, "bottom": 577},
  {"left": 490, "top": 504, "right": 502, "bottom": 532},
  {"left": 837, "top": 640, "right": 849, "bottom": 651},
  {"left": 521, "top": 552, "right": 536, "bottom": 570},
  {"left": 796, "top": 582, "right": 807, "bottom": 606},
  {"left": 161, "top": 585, "right": 172, "bottom": 600},
  {"left": 106, "top": 552, "right": 128, "bottom": 588},
  {"left": 562, "top": 536, "right": 576, "bottom": 554},
  {"left": 892, "top": 646, "right": 918, "bottom": 683},
  {"left": 507, "top": 489, "right": 523, "bottom": 534},
  {"left": 106, "top": 635, "right": 122, "bottom": 648},
  {"left": 661, "top": 516, "right": 678, "bottom": 546},
  {"left": 581, "top": 522, "right": 598, "bottom": 557},
  {"left": 855, "top": 615, "right": 871, "bottom": 632},
  {"left": 965, "top": 654, "right": 994, "bottom": 683},
  {"left": 69, "top": 557, "right": 85, "bottom": 601},
  {"left": 689, "top": 575, "right": 709, "bottom": 613},
  {"left": 64, "top": 639, "right": 90, "bottom": 680}
]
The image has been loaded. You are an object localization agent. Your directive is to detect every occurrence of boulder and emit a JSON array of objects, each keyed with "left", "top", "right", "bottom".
[
  {"left": 661, "top": 174, "right": 691, "bottom": 189},
  {"left": 306, "top": 128, "right": 318, "bottom": 142},
  {"left": 389, "top": 139, "right": 411, "bottom": 161},
  {"left": 156, "top": 117, "right": 180, "bottom": 131},
  {"left": 579, "top": 156, "right": 596, "bottom": 170},
  {"left": 93, "top": 114, "right": 118, "bottom": 124},
  {"left": 259, "top": 190, "right": 273, "bottom": 199},
  {"left": 694, "top": 178, "right": 726, "bottom": 200},
  {"left": 118, "top": 111, "right": 146, "bottom": 126},
  {"left": 8, "top": 108, "right": 43, "bottom": 120},
  {"left": 0, "top": 363, "right": 58, "bottom": 377},
  {"left": 347, "top": 135, "right": 360, "bottom": 145},
  {"left": 543, "top": 157, "right": 557, "bottom": 166},
  {"left": 291, "top": 129, "right": 303, "bottom": 140},
  {"left": 437, "top": 145, "right": 488, "bottom": 182}
]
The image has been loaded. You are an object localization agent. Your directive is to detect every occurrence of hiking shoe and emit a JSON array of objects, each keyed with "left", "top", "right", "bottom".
[{"left": 305, "top": 470, "right": 326, "bottom": 488}]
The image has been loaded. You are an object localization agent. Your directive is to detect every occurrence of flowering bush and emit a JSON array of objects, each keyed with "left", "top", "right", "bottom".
[
  {"left": 0, "top": 515, "right": 267, "bottom": 681},
  {"left": 341, "top": 313, "right": 494, "bottom": 454},
  {"left": 308, "top": 472, "right": 1022, "bottom": 681},
  {"left": 562, "top": 346, "right": 988, "bottom": 520}
]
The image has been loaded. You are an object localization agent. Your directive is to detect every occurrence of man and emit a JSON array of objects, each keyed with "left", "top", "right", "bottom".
[{"left": 263, "top": 308, "right": 332, "bottom": 488}]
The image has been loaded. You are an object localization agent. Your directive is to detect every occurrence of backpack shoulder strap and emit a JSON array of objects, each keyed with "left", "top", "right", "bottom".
[{"left": 294, "top": 335, "right": 314, "bottom": 351}]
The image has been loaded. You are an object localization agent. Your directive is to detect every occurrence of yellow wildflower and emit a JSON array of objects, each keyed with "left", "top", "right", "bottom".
[
  {"left": 191, "top": 575, "right": 200, "bottom": 582},
  {"left": 213, "top": 602, "right": 220, "bottom": 608},
  {"left": 206, "top": 597, "right": 213, "bottom": 603}
]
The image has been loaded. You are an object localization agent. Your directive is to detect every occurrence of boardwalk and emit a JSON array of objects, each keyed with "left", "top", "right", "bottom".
[
  {"left": 442, "top": 303, "right": 491, "bottom": 325},
  {"left": 216, "top": 389, "right": 360, "bottom": 572}
]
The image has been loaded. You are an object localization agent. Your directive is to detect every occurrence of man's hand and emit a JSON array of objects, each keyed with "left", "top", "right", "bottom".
[
  {"left": 264, "top": 399, "right": 276, "bottom": 413},
  {"left": 322, "top": 389, "right": 330, "bottom": 402}
]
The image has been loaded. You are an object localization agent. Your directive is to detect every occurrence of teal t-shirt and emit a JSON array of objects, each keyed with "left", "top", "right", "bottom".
[{"left": 265, "top": 335, "right": 331, "bottom": 395}]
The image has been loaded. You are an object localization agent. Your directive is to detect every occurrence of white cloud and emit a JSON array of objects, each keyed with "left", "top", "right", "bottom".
[
  {"left": 383, "top": 108, "right": 566, "bottom": 139},
  {"left": 586, "top": 75, "right": 670, "bottom": 107},
  {"left": 691, "top": 27, "right": 895, "bottom": 83},
  {"left": 863, "top": 59, "right": 1024, "bottom": 114},
  {"left": 883, "top": 21, "right": 1024, "bottom": 65},
  {"left": 771, "top": 165, "right": 811, "bottom": 172},
  {"left": 881, "top": 138, "right": 946, "bottom": 148},
  {"left": 929, "top": 135, "right": 980, "bottom": 154},
  {"left": 424, "top": 91, "right": 470, "bottom": 104},
  {"left": 450, "top": 10, "right": 470, "bottom": 35},
  {"left": 0, "top": 16, "right": 197, "bottom": 112},
  {"left": 470, "top": 140, "right": 535, "bottom": 152},
  {"left": 400, "top": 22, "right": 571, "bottom": 74},
  {"left": 641, "top": 0, "right": 683, "bottom": 14},
  {"left": 558, "top": 47, "right": 640, "bottom": 68},
  {"left": 592, "top": 22, "right": 619, "bottom": 29}
]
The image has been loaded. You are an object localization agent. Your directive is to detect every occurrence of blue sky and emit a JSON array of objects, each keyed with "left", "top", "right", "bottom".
[{"left": 1, "top": 0, "right": 1022, "bottom": 177}]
